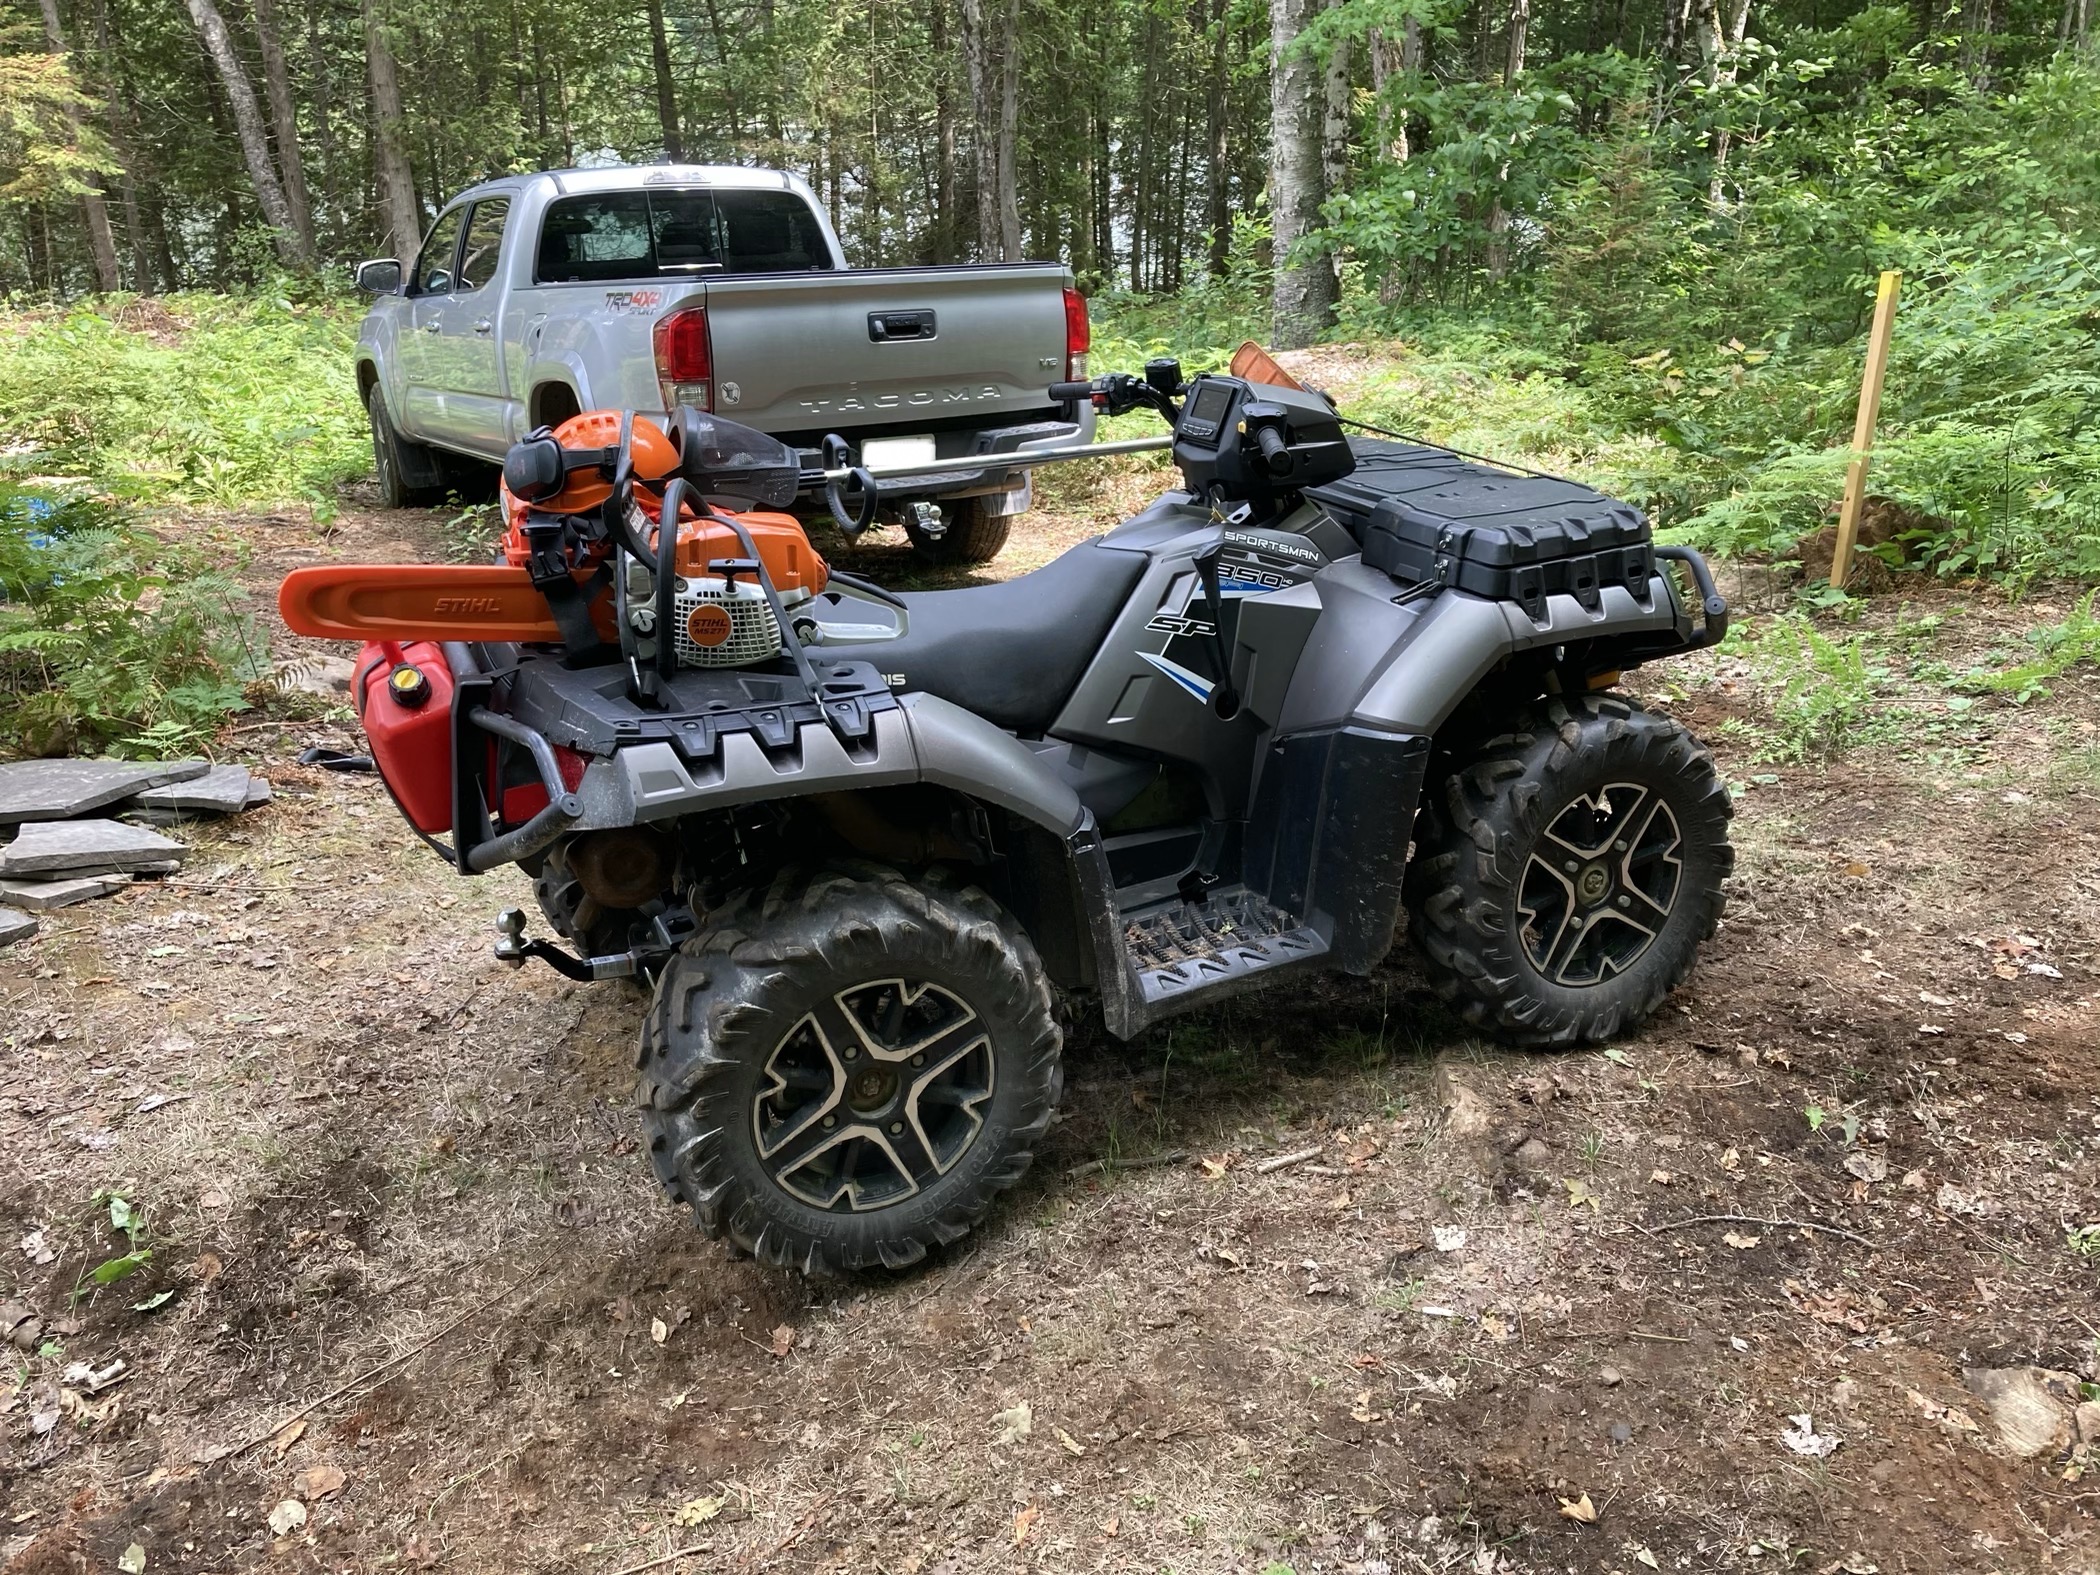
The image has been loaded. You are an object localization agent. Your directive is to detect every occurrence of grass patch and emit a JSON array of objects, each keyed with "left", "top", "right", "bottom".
[{"left": 0, "top": 293, "right": 368, "bottom": 513}]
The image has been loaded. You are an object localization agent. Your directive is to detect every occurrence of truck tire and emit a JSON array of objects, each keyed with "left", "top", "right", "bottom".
[
  {"left": 636, "top": 865, "right": 1062, "bottom": 1274},
  {"left": 1404, "top": 694, "right": 1733, "bottom": 1048},
  {"left": 367, "top": 388, "right": 445, "bottom": 509},
  {"left": 905, "top": 496, "right": 1012, "bottom": 566}
]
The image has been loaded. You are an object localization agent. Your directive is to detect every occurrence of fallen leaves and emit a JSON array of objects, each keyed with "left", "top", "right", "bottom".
[
  {"left": 768, "top": 1324, "right": 794, "bottom": 1359},
  {"left": 271, "top": 1418, "right": 306, "bottom": 1454},
  {"left": 1780, "top": 1414, "right": 1841, "bottom": 1458},
  {"left": 1722, "top": 1231, "right": 1761, "bottom": 1249},
  {"left": 1906, "top": 1388, "right": 1983, "bottom": 1435},
  {"left": 1564, "top": 1178, "right": 1601, "bottom": 1213},
  {"left": 117, "top": 1543, "right": 146, "bottom": 1573},
  {"left": 672, "top": 1494, "right": 726, "bottom": 1527},
  {"left": 1054, "top": 1427, "right": 1086, "bottom": 1458},
  {"left": 650, "top": 1317, "right": 669, "bottom": 1346},
  {"left": 991, "top": 1400, "right": 1032, "bottom": 1446},
  {"left": 1012, "top": 1504, "right": 1040, "bottom": 1545},
  {"left": 294, "top": 1463, "right": 346, "bottom": 1501},
  {"left": 267, "top": 1499, "right": 308, "bottom": 1537},
  {"left": 1557, "top": 1492, "right": 1598, "bottom": 1523}
]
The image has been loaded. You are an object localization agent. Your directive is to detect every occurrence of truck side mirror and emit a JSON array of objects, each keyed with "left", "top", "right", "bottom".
[{"left": 355, "top": 258, "right": 403, "bottom": 295}]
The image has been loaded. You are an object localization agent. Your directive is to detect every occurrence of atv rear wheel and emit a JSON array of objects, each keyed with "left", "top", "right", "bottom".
[
  {"left": 635, "top": 866, "right": 1061, "bottom": 1274},
  {"left": 904, "top": 496, "right": 1012, "bottom": 566},
  {"left": 1405, "top": 695, "right": 1732, "bottom": 1048}
]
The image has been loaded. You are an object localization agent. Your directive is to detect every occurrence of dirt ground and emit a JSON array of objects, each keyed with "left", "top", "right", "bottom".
[{"left": 3, "top": 478, "right": 2098, "bottom": 1575}]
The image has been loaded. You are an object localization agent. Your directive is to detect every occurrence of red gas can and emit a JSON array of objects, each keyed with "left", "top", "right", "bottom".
[{"left": 354, "top": 640, "right": 456, "bottom": 834}]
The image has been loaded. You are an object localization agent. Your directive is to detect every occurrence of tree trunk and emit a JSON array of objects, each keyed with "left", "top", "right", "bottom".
[
  {"left": 1485, "top": 0, "right": 1530, "bottom": 278},
  {"left": 184, "top": 0, "right": 312, "bottom": 268},
  {"left": 307, "top": 0, "right": 336, "bottom": 232},
  {"left": 1700, "top": 0, "right": 1752, "bottom": 205},
  {"left": 930, "top": 0, "right": 958, "bottom": 261},
  {"left": 89, "top": 0, "right": 152, "bottom": 289},
  {"left": 35, "top": 0, "right": 121, "bottom": 292},
  {"left": 1321, "top": 34, "right": 1351, "bottom": 204},
  {"left": 996, "top": 0, "right": 1022, "bottom": 259},
  {"left": 1269, "top": 0, "right": 1336, "bottom": 347},
  {"left": 362, "top": 0, "right": 421, "bottom": 259},
  {"left": 645, "top": 0, "right": 684, "bottom": 160},
  {"left": 1369, "top": 19, "right": 1421, "bottom": 162},
  {"left": 962, "top": 0, "right": 997, "bottom": 257},
  {"left": 249, "top": 0, "right": 313, "bottom": 250},
  {"left": 1205, "top": 0, "right": 1233, "bottom": 275}
]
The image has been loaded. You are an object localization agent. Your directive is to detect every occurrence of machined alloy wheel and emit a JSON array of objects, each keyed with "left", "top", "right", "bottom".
[
  {"left": 1516, "top": 782, "right": 1683, "bottom": 986},
  {"left": 1405, "top": 695, "right": 1732, "bottom": 1047},
  {"left": 753, "top": 979, "right": 995, "bottom": 1211},
  {"left": 636, "top": 865, "right": 1061, "bottom": 1274}
]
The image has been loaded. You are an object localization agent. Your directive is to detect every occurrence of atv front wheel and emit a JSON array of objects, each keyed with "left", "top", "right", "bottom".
[
  {"left": 1405, "top": 695, "right": 1732, "bottom": 1047},
  {"left": 635, "top": 866, "right": 1061, "bottom": 1273}
]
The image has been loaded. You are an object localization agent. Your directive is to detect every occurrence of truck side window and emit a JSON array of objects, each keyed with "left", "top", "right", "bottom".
[
  {"left": 455, "top": 199, "right": 510, "bottom": 293},
  {"left": 415, "top": 207, "right": 467, "bottom": 296},
  {"left": 537, "top": 194, "right": 653, "bottom": 283}
]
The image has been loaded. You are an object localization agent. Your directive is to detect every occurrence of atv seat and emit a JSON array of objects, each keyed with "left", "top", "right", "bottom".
[{"left": 881, "top": 542, "right": 1146, "bottom": 735}]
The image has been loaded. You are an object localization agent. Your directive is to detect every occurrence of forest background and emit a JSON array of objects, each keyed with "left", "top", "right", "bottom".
[{"left": 0, "top": 0, "right": 2096, "bottom": 589}]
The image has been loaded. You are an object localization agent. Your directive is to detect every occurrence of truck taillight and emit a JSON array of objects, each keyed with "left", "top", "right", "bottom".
[
  {"left": 653, "top": 305, "right": 713, "bottom": 413},
  {"left": 1063, "top": 287, "right": 1090, "bottom": 382}
]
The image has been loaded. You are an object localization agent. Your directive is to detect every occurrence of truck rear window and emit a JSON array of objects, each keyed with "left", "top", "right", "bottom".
[{"left": 535, "top": 189, "right": 833, "bottom": 282}]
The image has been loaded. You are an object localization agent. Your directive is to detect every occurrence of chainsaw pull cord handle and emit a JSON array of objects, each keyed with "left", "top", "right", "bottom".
[{"left": 654, "top": 477, "right": 688, "bottom": 681}]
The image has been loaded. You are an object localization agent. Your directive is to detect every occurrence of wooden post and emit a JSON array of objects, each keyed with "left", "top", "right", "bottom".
[{"left": 1830, "top": 270, "right": 1902, "bottom": 590}]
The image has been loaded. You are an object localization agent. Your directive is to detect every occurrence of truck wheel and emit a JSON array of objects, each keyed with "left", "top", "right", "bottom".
[
  {"left": 905, "top": 496, "right": 1012, "bottom": 566},
  {"left": 367, "top": 388, "right": 444, "bottom": 509},
  {"left": 1405, "top": 695, "right": 1733, "bottom": 1048},
  {"left": 635, "top": 865, "right": 1062, "bottom": 1274}
]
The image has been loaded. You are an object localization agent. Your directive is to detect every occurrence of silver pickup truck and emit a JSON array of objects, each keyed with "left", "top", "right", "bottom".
[{"left": 351, "top": 165, "right": 1094, "bottom": 562}]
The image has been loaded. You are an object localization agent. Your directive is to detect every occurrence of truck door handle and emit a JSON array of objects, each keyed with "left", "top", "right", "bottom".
[
  {"left": 473, "top": 320, "right": 493, "bottom": 336},
  {"left": 868, "top": 310, "right": 936, "bottom": 342}
]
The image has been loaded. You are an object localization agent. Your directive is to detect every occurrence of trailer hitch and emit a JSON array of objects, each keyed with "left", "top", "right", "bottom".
[{"left": 492, "top": 905, "right": 699, "bottom": 982}]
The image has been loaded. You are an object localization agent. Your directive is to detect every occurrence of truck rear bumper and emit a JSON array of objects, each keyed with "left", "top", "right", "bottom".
[{"left": 820, "top": 404, "right": 1098, "bottom": 508}]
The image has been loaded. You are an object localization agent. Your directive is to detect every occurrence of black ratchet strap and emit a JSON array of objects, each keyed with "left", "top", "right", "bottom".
[{"left": 520, "top": 512, "right": 612, "bottom": 666}]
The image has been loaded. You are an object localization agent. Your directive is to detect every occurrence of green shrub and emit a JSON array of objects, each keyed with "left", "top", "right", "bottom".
[
  {"left": 0, "top": 294, "right": 369, "bottom": 512},
  {"left": 0, "top": 483, "right": 263, "bottom": 757}
]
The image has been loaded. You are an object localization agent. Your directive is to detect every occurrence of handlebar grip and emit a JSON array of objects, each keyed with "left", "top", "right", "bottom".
[
  {"left": 1254, "top": 423, "right": 1292, "bottom": 475},
  {"left": 1048, "top": 381, "right": 1097, "bottom": 403}
]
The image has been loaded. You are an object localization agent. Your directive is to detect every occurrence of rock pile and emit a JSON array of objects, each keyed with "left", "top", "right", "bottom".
[{"left": 0, "top": 758, "right": 271, "bottom": 945}]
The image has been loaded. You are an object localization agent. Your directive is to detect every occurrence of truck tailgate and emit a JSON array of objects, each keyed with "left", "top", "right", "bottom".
[{"left": 698, "top": 264, "right": 1071, "bottom": 443}]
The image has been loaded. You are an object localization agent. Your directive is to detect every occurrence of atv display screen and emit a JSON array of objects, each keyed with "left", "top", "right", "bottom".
[{"left": 1178, "top": 379, "right": 1237, "bottom": 445}]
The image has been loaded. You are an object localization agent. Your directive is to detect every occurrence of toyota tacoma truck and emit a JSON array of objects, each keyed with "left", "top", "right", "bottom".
[{"left": 350, "top": 164, "right": 1095, "bottom": 563}]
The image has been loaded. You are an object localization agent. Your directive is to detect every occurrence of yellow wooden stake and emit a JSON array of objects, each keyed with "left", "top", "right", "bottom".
[{"left": 1830, "top": 269, "right": 1902, "bottom": 589}]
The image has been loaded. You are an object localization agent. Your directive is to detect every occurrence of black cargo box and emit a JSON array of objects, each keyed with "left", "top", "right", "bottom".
[{"left": 1308, "top": 439, "right": 1654, "bottom": 620}]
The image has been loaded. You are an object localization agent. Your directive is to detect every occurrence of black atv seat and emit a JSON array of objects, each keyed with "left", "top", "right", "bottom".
[{"left": 883, "top": 542, "right": 1146, "bottom": 735}]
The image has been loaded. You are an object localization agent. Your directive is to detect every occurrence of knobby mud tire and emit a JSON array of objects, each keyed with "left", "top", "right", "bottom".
[
  {"left": 1405, "top": 694, "right": 1734, "bottom": 1048},
  {"left": 634, "top": 865, "right": 1061, "bottom": 1274}
]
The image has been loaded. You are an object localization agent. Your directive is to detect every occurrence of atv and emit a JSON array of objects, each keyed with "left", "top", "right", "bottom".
[{"left": 280, "top": 353, "right": 1733, "bottom": 1275}]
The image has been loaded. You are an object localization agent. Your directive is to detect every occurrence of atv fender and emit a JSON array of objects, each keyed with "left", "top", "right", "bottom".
[{"left": 564, "top": 692, "right": 1084, "bottom": 840}]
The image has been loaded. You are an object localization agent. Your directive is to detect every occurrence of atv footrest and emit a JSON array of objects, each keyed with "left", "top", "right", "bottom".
[{"left": 1123, "top": 886, "right": 1327, "bottom": 1008}]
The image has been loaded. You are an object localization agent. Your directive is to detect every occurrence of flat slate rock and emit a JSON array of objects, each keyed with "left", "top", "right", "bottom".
[
  {"left": 0, "top": 819, "right": 187, "bottom": 877},
  {"left": 0, "top": 907, "right": 37, "bottom": 947},
  {"left": 130, "top": 764, "right": 255, "bottom": 814},
  {"left": 245, "top": 777, "right": 273, "bottom": 808},
  {"left": 0, "top": 759, "right": 210, "bottom": 825},
  {"left": 0, "top": 873, "right": 132, "bottom": 910}
]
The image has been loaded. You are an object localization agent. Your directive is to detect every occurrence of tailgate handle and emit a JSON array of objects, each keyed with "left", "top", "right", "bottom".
[{"left": 868, "top": 310, "right": 936, "bottom": 342}]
